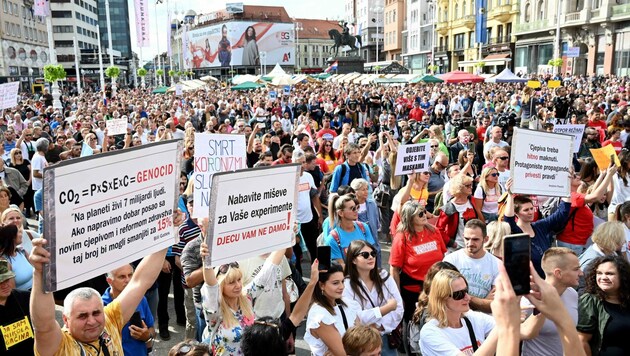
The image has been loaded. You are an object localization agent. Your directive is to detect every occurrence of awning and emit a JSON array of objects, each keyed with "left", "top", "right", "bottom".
[
  {"left": 457, "top": 57, "right": 512, "bottom": 68},
  {"left": 484, "top": 53, "right": 511, "bottom": 60}
]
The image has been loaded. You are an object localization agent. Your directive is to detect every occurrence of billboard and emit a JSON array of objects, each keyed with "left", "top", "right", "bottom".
[{"left": 185, "top": 21, "right": 295, "bottom": 68}]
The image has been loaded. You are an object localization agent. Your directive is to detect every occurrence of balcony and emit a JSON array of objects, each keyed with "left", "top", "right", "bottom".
[
  {"left": 488, "top": 4, "right": 517, "bottom": 22},
  {"left": 612, "top": 3, "right": 630, "bottom": 20},
  {"left": 488, "top": 36, "right": 512, "bottom": 45},
  {"left": 434, "top": 45, "right": 448, "bottom": 53},
  {"left": 564, "top": 9, "right": 590, "bottom": 23},
  {"left": 436, "top": 21, "right": 449, "bottom": 35},
  {"left": 514, "top": 19, "right": 550, "bottom": 34},
  {"left": 452, "top": 15, "right": 476, "bottom": 30}
]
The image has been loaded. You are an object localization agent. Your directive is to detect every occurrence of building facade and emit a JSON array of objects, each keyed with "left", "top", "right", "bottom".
[
  {"left": 97, "top": 0, "right": 132, "bottom": 60},
  {"left": 401, "top": 0, "right": 434, "bottom": 74},
  {"left": 0, "top": 0, "right": 50, "bottom": 89},
  {"left": 383, "top": 0, "right": 405, "bottom": 61},
  {"left": 345, "top": 0, "right": 384, "bottom": 64},
  {"left": 295, "top": 19, "right": 339, "bottom": 74},
  {"left": 514, "top": 0, "right": 630, "bottom": 76}
]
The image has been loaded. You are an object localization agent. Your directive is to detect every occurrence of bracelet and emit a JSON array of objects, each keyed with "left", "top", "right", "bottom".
[{"left": 145, "top": 332, "right": 155, "bottom": 343}]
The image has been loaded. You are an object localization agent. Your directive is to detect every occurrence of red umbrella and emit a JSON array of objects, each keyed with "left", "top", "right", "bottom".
[{"left": 438, "top": 70, "right": 485, "bottom": 84}]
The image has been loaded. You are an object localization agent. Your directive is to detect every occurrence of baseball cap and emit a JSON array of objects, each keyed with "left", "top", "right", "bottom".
[{"left": 0, "top": 259, "right": 16, "bottom": 283}]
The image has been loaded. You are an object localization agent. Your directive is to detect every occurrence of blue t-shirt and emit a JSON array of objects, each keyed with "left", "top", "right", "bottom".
[
  {"left": 324, "top": 222, "right": 376, "bottom": 261},
  {"left": 102, "top": 290, "right": 155, "bottom": 356},
  {"left": 5, "top": 250, "right": 32, "bottom": 290}
]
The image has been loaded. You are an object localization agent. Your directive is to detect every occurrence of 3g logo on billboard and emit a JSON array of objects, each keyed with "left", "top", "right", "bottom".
[{"left": 280, "top": 31, "right": 291, "bottom": 40}]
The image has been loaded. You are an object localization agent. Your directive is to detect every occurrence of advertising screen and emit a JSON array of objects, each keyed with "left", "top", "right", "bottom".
[{"left": 186, "top": 21, "right": 295, "bottom": 68}]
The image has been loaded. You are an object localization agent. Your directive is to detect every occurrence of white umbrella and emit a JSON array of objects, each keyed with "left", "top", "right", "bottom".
[
  {"left": 200, "top": 75, "right": 218, "bottom": 82},
  {"left": 271, "top": 75, "right": 297, "bottom": 86},
  {"left": 232, "top": 74, "right": 261, "bottom": 85}
]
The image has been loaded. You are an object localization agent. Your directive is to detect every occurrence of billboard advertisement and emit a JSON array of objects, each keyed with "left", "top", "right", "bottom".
[{"left": 186, "top": 21, "right": 295, "bottom": 68}]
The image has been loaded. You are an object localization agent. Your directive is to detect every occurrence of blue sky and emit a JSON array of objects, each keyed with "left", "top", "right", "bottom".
[{"left": 129, "top": 0, "right": 345, "bottom": 62}]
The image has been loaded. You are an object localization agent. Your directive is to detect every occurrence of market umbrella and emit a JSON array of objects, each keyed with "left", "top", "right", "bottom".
[
  {"left": 200, "top": 75, "right": 218, "bottom": 82},
  {"left": 271, "top": 74, "right": 297, "bottom": 86},
  {"left": 438, "top": 70, "right": 485, "bottom": 84},
  {"left": 152, "top": 86, "right": 169, "bottom": 94},
  {"left": 410, "top": 75, "right": 444, "bottom": 83},
  {"left": 231, "top": 81, "right": 264, "bottom": 91}
]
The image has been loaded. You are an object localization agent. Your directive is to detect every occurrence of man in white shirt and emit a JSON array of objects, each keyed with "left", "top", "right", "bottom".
[
  {"left": 443, "top": 219, "right": 500, "bottom": 313},
  {"left": 483, "top": 126, "right": 510, "bottom": 162},
  {"left": 521, "top": 247, "right": 581, "bottom": 356},
  {"left": 491, "top": 148, "right": 511, "bottom": 189},
  {"left": 332, "top": 123, "right": 352, "bottom": 150}
]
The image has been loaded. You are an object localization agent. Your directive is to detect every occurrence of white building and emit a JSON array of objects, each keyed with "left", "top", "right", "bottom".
[
  {"left": 345, "top": 0, "right": 384, "bottom": 64},
  {"left": 0, "top": 0, "right": 50, "bottom": 91},
  {"left": 401, "top": 0, "right": 435, "bottom": 74}
]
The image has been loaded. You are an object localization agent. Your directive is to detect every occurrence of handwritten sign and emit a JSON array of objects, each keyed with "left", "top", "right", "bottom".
[
  {"left": 0, "top": 316, "right": 33, "bottom": 350},
  {"left": 394, "top": 143, "right": 431, "bottom": 176},
  {"left": 0, "top": 82, "right": 19, "bottom": 110},
  {"left": 175, "top": 84, "right": 183, "bottom": 96},
  {"left": 510, "top": 128, "right": 574, "bottom": 197},
  {"left": 192, "top": 133, "right": 246, "bottom": 218},
  {"left": 43, "top": 140, "right": 182, "bottom": 291},
  {"left": 205, "top": 165, "right": 299, "bottom": 266},
  {"left": 553, "top": 124, "right": 585, "bottom": 152},
  {"left": 106, "top": 118, "right": 128, "bottom": 136},
  {"left": 590, "top": 144, "right": 621, "bottom": 170}
]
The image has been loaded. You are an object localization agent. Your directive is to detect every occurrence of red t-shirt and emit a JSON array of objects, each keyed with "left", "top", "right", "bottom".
[
  {"left": 408, "top": 108, "right": 424, "bottom": 121},
  {"left": 556, "top": 192, "right": 593, "bottom": 245},
  {"left": 587, "top": 119, "right": 607, "bottom": 131},
  {"left": 390, "top": 230, "right": 446, "bottom": 293}
]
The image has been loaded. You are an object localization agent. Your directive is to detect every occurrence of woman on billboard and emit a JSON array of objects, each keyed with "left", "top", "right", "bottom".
[
  {"left": 218, "top": 24, "right": 232, "bottom": 67},
  {"left": 242, "top": 25, "right": 259, "bottom": 66}
]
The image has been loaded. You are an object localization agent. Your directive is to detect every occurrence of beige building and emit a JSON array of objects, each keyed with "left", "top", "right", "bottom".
[
  {"left": 295, "top": 18, "right": 340, "bottom": 74},
  {"left": 383, "top": 0, "right": 405, "bottom": 61}
]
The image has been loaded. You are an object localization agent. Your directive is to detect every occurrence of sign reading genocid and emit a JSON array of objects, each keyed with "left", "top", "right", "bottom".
[
  {"left": 43, "top": 140, "right": 182, "bottom": 292},
  {"left": 192, "top": 133, "right": 246, "bottom": 218},
  {"left": 204, "top": 164, "right": 300, "bottom": 267},
  {"left": 510, "top": 128, "right": 574, "bottom": 197}
]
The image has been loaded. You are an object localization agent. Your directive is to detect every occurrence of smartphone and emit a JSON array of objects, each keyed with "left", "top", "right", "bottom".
[
  {"left": 129, "top": 311, "right": 143, "bottom": 328},
  {"left": 317, "top": 246, "right": 331, "bottom": 271},
  {"left": 257, "top": 123, "right": 265, "bottom": 129},
  {"left": 503, "top": 233, "right": 531, "bottom": 295}
]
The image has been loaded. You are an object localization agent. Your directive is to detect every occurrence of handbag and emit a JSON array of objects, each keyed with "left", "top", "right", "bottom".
[{"left": 357, "top": 276, "right": 403, "bottom": 350}]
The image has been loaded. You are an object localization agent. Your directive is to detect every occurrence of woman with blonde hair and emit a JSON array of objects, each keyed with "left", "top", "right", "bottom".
[
  {"left": 1, "top": 207, "right": 37, "bottom": 255},
  {"left": 484, "top": 221, "right": 511, "bottom": 259},
  {"left": 200, "top": 242, "right": 286, "bottom": 355},
  {"left": 419, "top": 269, "right": 497, "bottom": 355},
  {"left": 436, "top": 173, "right": 484, "bottom": 249},
  {"left": 8, "top": 147, "right": 33, "bottom": 217},
  {"left": 474, "top": 166, "right": 504, "bottom": 222},
  {"left": 579, "top": 221, "right": 627, "bottom": 272}
]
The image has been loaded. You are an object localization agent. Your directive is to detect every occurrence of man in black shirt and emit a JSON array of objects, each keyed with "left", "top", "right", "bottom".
[
  {"left": 0, "top": 259, "right": 34, "bottom": 355},
  {"left": 246, "top": 124, "right": 264, "bottom": 168},
  {"left": 346, "top": 93, "right": 359, "bottom": 127}
]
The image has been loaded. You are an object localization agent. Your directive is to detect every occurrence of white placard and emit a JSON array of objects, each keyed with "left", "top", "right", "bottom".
[
  {"left": 553, "top": 124, "right": 585, "bottom": 152},
  {"left": 394, "top": 143, "right": 431, "bottom": 176},
  {"left": 175, "top": 84, "right": 183, "bottom": 96},
  {"left": 510, "top": 128, "right": 574, "bottom": 197},
  {"left": 192, "top": 133, "right": 246, "bottom": 218},
  {"left": 42, "top": 140, "right": 182, "bottom": 292},
  {"left": 0, "top": 82, "right": 20, "bottom": 110},
  {"left": 205, "top": 165, "right": 300, "bottom": 266},
  {"left": 106, "top": 118, "right": 128, "bottom": 136}
]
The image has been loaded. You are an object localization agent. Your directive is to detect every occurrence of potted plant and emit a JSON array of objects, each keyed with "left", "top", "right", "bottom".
[
  {"left": 373, "top": 65, "right": 382, "bottom": 74},
  {"left": 427, "top": 64, "right": 439, "bottom": 74},
  {"left": 138, "top": 68, "right": 147, "bottom": 88},
  {"left": 43, "top": 64, "right": 66, "bottom": 109},
  {"left": 105, "top": 66, "right": 120, "bottom": 79}
]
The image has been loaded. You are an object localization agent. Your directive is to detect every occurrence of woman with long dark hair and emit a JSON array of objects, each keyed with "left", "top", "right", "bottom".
[
  {"left": 242, "top": 26, "right": 259, "bottom": 66},
  {"left": 343, "top": 240, "right": 402, "bottom": 356},
  {"left": 0, "top": 224, "right": 32, "bottom": 290},
  {"left": 317, "top": 140, "right": 338, "bottom": 173}
]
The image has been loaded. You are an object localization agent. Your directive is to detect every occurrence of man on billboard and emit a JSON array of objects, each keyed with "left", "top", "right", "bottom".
[{"left": 218, "top": 24, "right": 232, "bottom": 67}]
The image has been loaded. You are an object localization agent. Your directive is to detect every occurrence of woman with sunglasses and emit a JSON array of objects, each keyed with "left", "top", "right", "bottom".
[
  {"left": 390, "top": 201, "right": 446, "bottom": 324},
  {"left": 473, "top": 166, "right": 504, "bottom": 222},
  {"left": 8, "top": 148, "right": 33, "bottom": 218},
  {"left": 305, "top": 264, "right": 395, "bottom": 356},
  {"left": 343, "top": 240, "right": 403, "bottom": 356},
  {"left": 419, "top": 269, "right": 498, "bottom": 355},
  {"left": 317, "top": 140, "right": 338, "bottom": 173},
  {"left": 436, "top": 173, "right": 484, "bottom": 249},
  {"left": 200, "top": 242, "right": 286, "bottom": 356}
]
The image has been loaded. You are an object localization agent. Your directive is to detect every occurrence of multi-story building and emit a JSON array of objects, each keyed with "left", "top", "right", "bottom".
[
  {"left": 401, "top": 0, "right": 434, "bottom": 73},
  {"left": 434, "top": 0, "right": 518, "bottom": 73},
  {"left": 514, "top": 0, "right": 630, "bottom": 76},
  {"left": 294, "top": 18, "right": 339, "bottom": 74},
  {"left": 97, "top": 0, "right": 132, "bottom": 60},
  {"left": 345, "top": 0, "right": 384, "bottom": 64},
  {"left": 383, "top": 0, "right": 405, "bottom": 61},
  {"left": 0, "top": 0, "right": 50, "bottom": 90}
]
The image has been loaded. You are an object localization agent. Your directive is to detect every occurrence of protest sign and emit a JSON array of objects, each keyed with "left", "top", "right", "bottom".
[
  {"left": 590, "top": 144, "right": 621, "bottom": 170},
  {"left": 269, "top": 91, "right": 277, "bottom": 100},
  {"left": 175, "top": 84, "right": 183, "bottom": 96},
  {"left": 394, "top": 143, "right": 431, "bottom": 176},
  {"left": 553, "top": 124, "right": 585, "bottom": 152},
  {"left": 283, "top": 85, "right": 291, "bottom": 96},
  {"left": 205, "top": 164, "right": 300, "bottom": 266},
  {"left": 0, "top": 82, "right": 19, "bottom": 110},
  {"left": 510, "top": 128, "right": 574, "bottom": 197},
  {"left": 192, "top": 133, "right": 246, "bottom": 218},
  {"left": 106, "top": 118, "right": 128, "bottom": 136},
  {"left": 548, "top": 80, "right": 561, "bottom": 88},
  {"left": 43, "top": 140, "right": 182, "bottom": 292},
  {"left": 526, "top": 80, "right": 541, "bottom": 89}
]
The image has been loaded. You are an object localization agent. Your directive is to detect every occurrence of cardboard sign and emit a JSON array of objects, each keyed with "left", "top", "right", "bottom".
[
  {"left": 394, "top": 143, "right": 431, "bottom": 176},
  {"left": 106, "top": 118, "right": 128, "bottom": 136},
  {"left": 510, "top": 128, "right": 574, "bottom": 197},
  {"left": 192, "top": 133, "right": 246, "bottom": 218},
  {"left": 205, "top": 165, "right": 300, "bottom": 266},
  {"left": 590, "top": 144, "right": 621, "bottom": 170},
  {"left": 548, "top": 80, "right": 561, "bottom": 88},
  {"left": 526, "top": 80, "right": 541, "bottom": 89},
  {"left": 0, "top": 82, "right": 19, "bottom": 110},
  {"left": 553, "top": 124, "right": 585, "bottom": 152},
  {"left": 43, "top": 140, "right": 182, "bottom": 291}
]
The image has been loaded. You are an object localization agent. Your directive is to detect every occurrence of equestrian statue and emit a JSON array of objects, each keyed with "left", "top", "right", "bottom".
[{"left": 328, "top": 22, "right": 362, "bottom": 57}]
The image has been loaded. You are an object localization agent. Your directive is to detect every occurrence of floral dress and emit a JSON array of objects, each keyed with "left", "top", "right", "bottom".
[{"left": 201, "top": 261, "right": 281, "bottom": 356}]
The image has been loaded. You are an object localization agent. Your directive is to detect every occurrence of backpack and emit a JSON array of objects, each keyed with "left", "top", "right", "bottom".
[
  {"left": 539, "top": 197, "right": 578, "bottom": 235},
  {"left": 327, "top": 163, "right": 369, "bottom": 192},
  {"left": 317, "top": 221, "right": 367, "bottom": 260},
  {"left": 407, "top": 309, "right": 429, "bottom": 355}
]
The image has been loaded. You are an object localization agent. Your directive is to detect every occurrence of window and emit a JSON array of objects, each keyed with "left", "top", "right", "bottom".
[
  {"left": 454, "top": 34, "right": 465, "bottom": 49},
  {"left": 52, "top": 10, "right": 73, "bottom": 18},
  {"left": 537, "top": 0, "right": 545, "bottom": 20},
  {"left": 2, "top": 1, "right": 7, "bottom": 14},
  {"left": 463, "top": 1, "right": 467, "bottom": 16},
  {"left": 454, "top": 3, "right": 459, "bottom": 18},
  {"left": 525, "top": 2, "right": 531, "bottom": 22}
]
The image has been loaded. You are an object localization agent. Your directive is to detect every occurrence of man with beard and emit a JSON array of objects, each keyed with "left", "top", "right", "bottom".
[{"left": 577, "top": 127, "right": 602, "bottom": 164}]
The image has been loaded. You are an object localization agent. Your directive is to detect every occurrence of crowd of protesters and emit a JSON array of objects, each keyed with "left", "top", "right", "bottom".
[{"left": 1, "top": 71, "right": 630, "bottom": 356}]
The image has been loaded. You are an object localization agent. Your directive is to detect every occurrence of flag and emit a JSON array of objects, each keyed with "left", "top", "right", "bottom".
[
  {"left": 33, "top": 0, "right": 50, "bottom": 17},
  {"left": 325, "top": 61, "right": 338, "bottom": 73},
  {"left": 135, "top": 0, "right": 150, "bottom": 47},
  {"left": 167, "top": 12, "right": 172, "bottom": 57},
  {"left": 475, "top": 0, "right": 488, "bottom": 44},
  {"left": 182, "top": 24, "right": 190, "bottom": 69},
  {"left": 80, "top": 142, "right": 93, "bottom": 157}
]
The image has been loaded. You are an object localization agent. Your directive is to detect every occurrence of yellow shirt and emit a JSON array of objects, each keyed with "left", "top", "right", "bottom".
[
  {"left": 36, "top": 299, "right": 124, "bottom": 356},
  {"left": 410, "top": 186, "right": 429, "bottom": 207}
]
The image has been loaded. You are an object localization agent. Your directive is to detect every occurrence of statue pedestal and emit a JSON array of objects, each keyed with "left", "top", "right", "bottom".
[{"left": 328, "top": 56, "right": 365, "bottom": 74}]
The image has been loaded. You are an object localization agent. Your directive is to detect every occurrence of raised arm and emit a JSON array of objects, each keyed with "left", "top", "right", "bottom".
[
  {"left": 585, "top": 164, "right": 617, "bottom": 204},
  {"left": 247, "top": 124, "right": 261, "bottom": 154},
  {"left": 289, "top": 259, "right": 319, "bottom": 326}
]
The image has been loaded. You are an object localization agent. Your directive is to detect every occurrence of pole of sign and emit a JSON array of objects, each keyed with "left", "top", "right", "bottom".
[{"left": 73, "top": 36, "right": 82, "bottom": 95}]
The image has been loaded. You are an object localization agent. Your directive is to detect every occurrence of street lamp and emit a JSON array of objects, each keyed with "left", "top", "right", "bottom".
[
  {"left": 28, "top": 68, "right": 33, "bottom": 94},
  {"left": 44, "top": 16, "right": 62, "bottom": 108},
  {"left": 294, "top": 22, "right": 303, "bottom": 73},
  {"left": 370, "top": 5, "right": 384, "bottom": 71},
  {"left": 105, "top": 0, "right": 116, "bottom": 96}
]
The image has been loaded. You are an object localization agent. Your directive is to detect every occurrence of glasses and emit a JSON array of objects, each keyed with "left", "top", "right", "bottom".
[
  {"left": 417, "top": 211, "right": 425, "bottom": 218},
  {"left": 355, "top": 251, "right": 377, "bottom": 259},
  {"left": 15, "top": 152, "right": 21, "bottom": 155},
  {"left": 497, "top": 156, "right": 509, "bottom": 160},
  {"left": 216, "top": 262, "right": 239, "bottom": 277},
  {"left": 421, "top": 171, "right": 431, "bottom": 176},
  {"left": 489, "top": 173, "right": 499, "bottom": 177},
  {"left": 177, "top": 340, "right": 201, "bottom": 355},
  {"left": 345, "top": 205, "right": 359, "bottom": 212},
  {"left": 25, "top": 134, "right": 32, "bottom": 137},
  {"left": 430, "top": 145, "right": 439, "bottom": 148},
  {"left": 464, "top": 184, "right": 473, "bottom": 189},
  {"left": 451, "top": 287, "right": 469, "bottom": 301}
]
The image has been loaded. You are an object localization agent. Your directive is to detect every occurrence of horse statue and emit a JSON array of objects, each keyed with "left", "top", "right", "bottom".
[{"left": 328, "top": 29, "right": 362, "bottom": 57}]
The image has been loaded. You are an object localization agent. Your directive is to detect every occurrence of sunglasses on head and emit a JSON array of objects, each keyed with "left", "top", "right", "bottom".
[
  {"left": 451, "top": 287, "right": 469, "bottom": 300},
  {"left": 355, "top": 250, "right": 377, "bottom": 259},
  {"left": 216, "top": 262, "right": 239, "bottom": 276}
]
